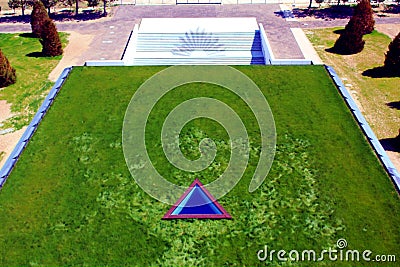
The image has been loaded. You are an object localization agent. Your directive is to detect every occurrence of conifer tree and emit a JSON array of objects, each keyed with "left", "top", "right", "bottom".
[
  {"left": 353, "top": 0, "right": 375, "bottom": 35},
  {"left": 384, "top": 32, "right": 400, "bottom": 75},
  {"left": 30, "top": 0, "right": 49, "bottom": 38},
  {"left": 333, "top": 15, "right": 365, "bottom": 54},
  {"left": 0, "top": 49, "right": 17, "bottom": 88},
  {"left": 40, "top": 18, "right": 63, "bottom": 57}
]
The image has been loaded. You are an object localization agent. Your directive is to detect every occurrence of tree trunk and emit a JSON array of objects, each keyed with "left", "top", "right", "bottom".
[
  {"left": 308, "top": 0, "right": 312, "bottom": 8},
  {"left": 103, "top": 0, "right": 107, "bottom": 16},
  {"left": 21, "top": 3, "right": 25, "bottom": 16},
  {"left": 75, "top": 0, "right": 78, "bottom": 16}
]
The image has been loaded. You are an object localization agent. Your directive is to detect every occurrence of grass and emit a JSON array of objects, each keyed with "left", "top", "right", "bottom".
[
  {"left": 0, "top": 32, "right": 68, "bottom": 130},
  {"left": 0, "top": 65, "right": 399, "bottom": 266},
  {"left": 305, "top": 28, "right": 400, "bottom": 140}
]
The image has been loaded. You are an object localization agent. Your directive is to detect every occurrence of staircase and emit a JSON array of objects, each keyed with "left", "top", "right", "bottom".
[{"left": 123, "top": 18, "right": 265, "bottom": 66}]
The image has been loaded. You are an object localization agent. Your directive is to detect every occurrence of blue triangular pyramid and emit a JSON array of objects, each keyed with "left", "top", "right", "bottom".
[
  {"left": 171, "top": 185, "right": 223, "bottom": 215},
  {"left": 162, "top": 179, "right": 232, "bottom": 219}
]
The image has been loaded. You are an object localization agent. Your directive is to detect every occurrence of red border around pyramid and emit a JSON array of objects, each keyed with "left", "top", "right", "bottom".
[{"left": 162, "top": 179, "right": 232, "bottom": 220}]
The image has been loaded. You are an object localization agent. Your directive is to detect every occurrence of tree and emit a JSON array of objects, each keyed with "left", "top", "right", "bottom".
[
  {"left": 333, "top": 15, "right": 365, "bottom": 54},
  {"left": 315, "top": 0, "right": 324, "bottom": 7},
  {"left": 0, "top": 49, "right": 17, "bottom": 88},
  {"left": 102, "top": 0, "right": 107, "bottom": 15},
  {"left": 60, "top": 0, "right": 73, "bottom": 10},
  {"left": 8, "top": 0, "right": 33, "bottom": 16},
  {"left": 352, "top": 0, "right": 375, "bottom": 35},
  {"left": 86, "top": 0, "right": 107, "bottom": 16},
  {"left": 384, "top": 32, "right": 400, "bottom": 75},
  {"left": 8, "top": 0, "right": 19, "bottom": 13},
  {"left": 40, "top": 18, "right": 63, "bottom": 56},
  {"left": 40, "top": 0, "right": 58, "bottom": 15},
  {"left": 61, "top": 0, "right": 79, "bottom": 15},
  {"left": 87, "top": 0, "right": 107, "bottom": 16},
  {"left": 86, "top": 0, "right": 98, "bottom": 7},
  {"left": 331, "top": 0, "right": 374, "bottom": 55},
  {"left": 30, "top": 0, "right": 49, "bottom": 38}
]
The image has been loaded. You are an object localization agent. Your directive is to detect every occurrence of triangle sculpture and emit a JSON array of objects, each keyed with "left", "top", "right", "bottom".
[{"left": 162, "top": 178, "right": 232, "bottom": 220}]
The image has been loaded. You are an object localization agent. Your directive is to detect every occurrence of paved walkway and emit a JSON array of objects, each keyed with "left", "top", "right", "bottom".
[{"left": 0, "top": 5, "right": 399, "bottom": 63}]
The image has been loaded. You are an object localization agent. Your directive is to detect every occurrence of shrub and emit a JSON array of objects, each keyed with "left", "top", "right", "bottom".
[
  {"left": 30, "top": 0, "right": 50, "bottom": 38},
  {"left": 0, "top": 49, "right": 17, "bottom": 88},
  {"left": 40, "top": 18, "right": 63, "bottom": 57},
  {"left": 384, "top": 32, "right": 400, "bottom": 76}
]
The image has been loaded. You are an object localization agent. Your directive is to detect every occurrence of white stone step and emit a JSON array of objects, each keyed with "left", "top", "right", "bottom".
[
  {"left": 122, "top": 18, "right": 266, "bottom": 66},
  {"left": 133, "top": 50, "right": 264, "bottom": 58},
  {"left": 138, "top": 18, "right": 259, "bottom": 33},
  {"left": 129, "top": 58, "right": 265, "bottom": 65}
]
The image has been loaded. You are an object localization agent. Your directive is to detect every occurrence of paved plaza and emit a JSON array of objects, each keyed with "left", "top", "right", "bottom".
[{"left": 0, "top": 4, "right": 399, "bottom": 65}]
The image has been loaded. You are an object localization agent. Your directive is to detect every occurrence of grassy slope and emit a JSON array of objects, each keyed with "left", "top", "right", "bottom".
[
  {"left": 0, "top": 66, "right": 399, "bottom": 266},
  {"left": 305, "top": 28, "right": 400, "bottom": 140},
  {"left": 0, "top": 32, "right": 68, "bottom": 130}
]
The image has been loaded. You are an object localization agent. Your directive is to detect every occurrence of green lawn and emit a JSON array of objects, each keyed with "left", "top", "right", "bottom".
[
  {"left": 0, "top": 66, "right": 399, "bottom": 266},
  {"left": 0, "top": 32, "right": 68, "bottom": 130}
]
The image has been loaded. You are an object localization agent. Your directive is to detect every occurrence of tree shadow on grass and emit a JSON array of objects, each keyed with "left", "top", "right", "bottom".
[
  {"left": 325, "top": 46, "right": 359, "bottom": 55},
  {"left": 387, "top": 101, "right": 400, "bottom": 110},
  {"left": 333, "top": 28, "right": 345, "bottom": 35},
  {"left": 362, "top": 66, "right": 399, "bottom": 78},
  {"left": 325, "top": 47, "right": 338, "bottom": 54},
  {"left": 26, "top": 51, "right": 61, "bottom": 59},
  {"left": 26, "top": 51, "right": 44, "bottom": 58},
  {"left": 19, "top": 33, "right": 36, "bottom": 38},
  {"left": 380, "top": 137, "right": 400, "bottom": 153},
  {"left": 291, "top": 5, "right": 354, "bottom": 20}
]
